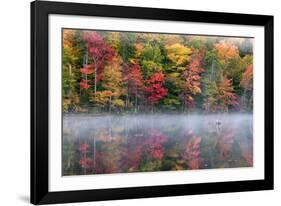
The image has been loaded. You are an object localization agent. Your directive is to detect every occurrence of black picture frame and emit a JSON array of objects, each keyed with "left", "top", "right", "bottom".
[{"left": 31, "top": 0, "right": 274, "bottom": 204}]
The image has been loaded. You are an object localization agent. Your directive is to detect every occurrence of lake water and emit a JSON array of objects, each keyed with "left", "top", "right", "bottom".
[{"left": 62, "top": 114, "right": 253, "bottom": 176}]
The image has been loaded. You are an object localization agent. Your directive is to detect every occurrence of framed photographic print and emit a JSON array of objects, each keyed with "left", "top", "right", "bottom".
[{"left": 31, "top": 0, "right": 274, "bottom": 204}]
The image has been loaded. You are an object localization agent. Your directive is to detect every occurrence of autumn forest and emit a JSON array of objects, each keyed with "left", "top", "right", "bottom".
[
  {"left": 63, "top": 29, "right": 253, "bottom": 114},
  {"left": 62, "top": 29, "right": 253, "bottom": 176}
]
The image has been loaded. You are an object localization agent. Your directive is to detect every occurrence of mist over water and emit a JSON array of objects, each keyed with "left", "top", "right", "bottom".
[{"left": 63, "top": 114, "right": 253, "bottom": 176}]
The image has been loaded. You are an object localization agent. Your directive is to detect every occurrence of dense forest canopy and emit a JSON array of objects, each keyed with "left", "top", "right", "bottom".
[{"left": 63, "top": 29, "right": 253, "bottom": 114}]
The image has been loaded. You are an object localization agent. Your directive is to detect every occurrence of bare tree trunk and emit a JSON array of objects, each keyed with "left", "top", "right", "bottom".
[
  {"left": 92, "top": 57, "right": 97, "bottom": 98},
  {"left": 211, "top": 60, "right": 214, "bottom": 81},
  {"left": 182, "top": 94, "right": 186, "bottom": 112},
  {"left": 85, "top": 47, "right": 88, "bottom": 87},
  {"left": 126, "top": 94, "right": 129, "bottom": 109},
  {"left": 68, "top": 64, "right": 72, "bottom": 97},
  {"left": 109, "top": 95, "right": 112, "bottom": 113},
  {"left": 126, "top": 84, "right": 129, "bottom": 109},
  {"left": 94, "top": 65, "right": 97, "bottom": 97},
  {"left": 135, "top": 92, "right": 138, "bottom": 112}
]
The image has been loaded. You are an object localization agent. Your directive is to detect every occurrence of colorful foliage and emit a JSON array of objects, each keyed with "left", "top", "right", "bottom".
[
  {"left": 81, "top": 31, "right": 115, "bottom": 95},
  {"left": 62, "top": 29, "right": 253, "bottom": 114},
  {"left": 204, "top": 76, "right": 238, "bottom": 112},
  {"left": 165, "top": 43, "right": 192, "bottom": 66},
  {"left": 79, "top": 79, "right": 91, "bottom": 90},
  {"left": 180, "top": 49, "right": 205, "bottom": 108},
  {"left": 102, "top": 57, "right": 123, "bottom": 97},
  {"left": 62, "top": 30, "right": 254, "bottom": 176},
  {"left": 126, "top": 64, "right": 144, "bottom": 97},
  {"left": 214, "top": 41, "right": 239, "bottom": 65},
  {"left": 145, "top": 72, "right": 168, "bottom": 106},
  {"left": 240, "top": 64, "right": 253, "bottom": 90}
]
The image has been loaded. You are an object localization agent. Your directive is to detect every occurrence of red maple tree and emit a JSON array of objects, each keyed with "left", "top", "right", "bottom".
[
  {"left": 80, "top": 32, "right": 115, "bottom": 93},
  {"left": 145, "top": 72, "right": 168, "bottom": 108},
  {"left": 80, "top": 64, "right": 94, "bottom": 75}
]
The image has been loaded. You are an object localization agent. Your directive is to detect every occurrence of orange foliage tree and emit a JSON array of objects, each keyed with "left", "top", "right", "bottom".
[
  {"left": 214, "top": 41, "right": 239, "bottom": 65},
  {"left": 180, "top": 49, "right": 205, "bottom": 109},
  {"left": 240, "top": 64, "right": 253, "bottom": 110}
]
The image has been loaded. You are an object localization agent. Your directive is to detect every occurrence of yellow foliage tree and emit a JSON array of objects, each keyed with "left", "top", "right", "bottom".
[
  {"left": 102, "top": 57, "right": 123, "bottom": 97},
  {"left": 63, "top": 29, "right": 81, "bottom": 112},
  {"left": 101, "top": 57, "right": 124, "bottom": 112},
  {"left": 105, "top": 32, "right": 121, "bottom": 51},
  {"left": 165, "top": 43, "right": 192, "bottom": 66}
]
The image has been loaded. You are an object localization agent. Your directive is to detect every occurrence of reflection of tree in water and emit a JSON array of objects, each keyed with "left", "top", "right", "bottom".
[
  {"left": 78, "top": 143, "right": 92, "bottom": 174},
  {"left": 95, "top": 140, "right": 124, "bottom": 173},
  {"left": 183, "top": 135, "right": 202, "bottom": 169},
  {"left": 145, "top": 129, "right": 168, "bottom": 160},
  {"left": 62, "top": 114, "right": 253, "bottom": 175},
  {"left": 126, "top": 136, "right": 144, "bottom": 171},
  {"left": 216, "top": 129, "right": 235, "bottom": 160},
  {"left": 214, "top": 127, "right": 253, "bottom": 168}
]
